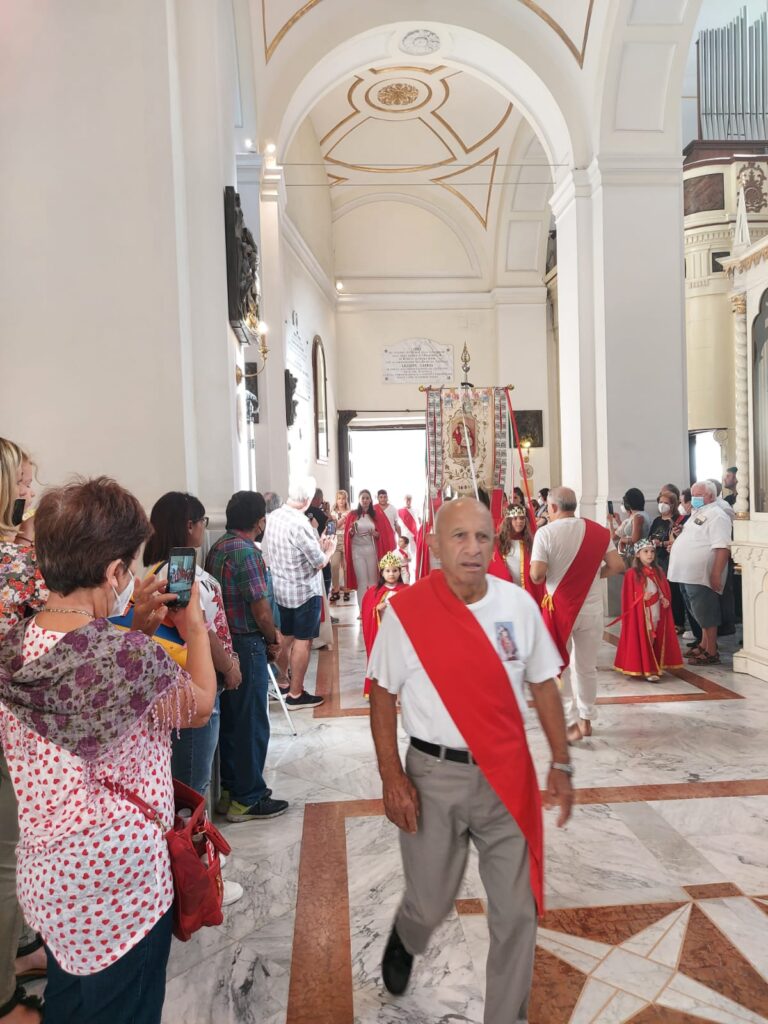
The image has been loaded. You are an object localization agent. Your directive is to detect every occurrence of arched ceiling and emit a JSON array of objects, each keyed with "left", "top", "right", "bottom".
[
  {"left": 308, "top": 65, "right": 517, "bottom": 229},
  {"left": 260, "top": 0, "right": 595, "bottom": 68}
]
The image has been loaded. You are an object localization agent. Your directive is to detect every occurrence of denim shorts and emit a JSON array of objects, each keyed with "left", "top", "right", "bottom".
[{"left": 278, "top": 595, "right": 322, "bottom": 639}]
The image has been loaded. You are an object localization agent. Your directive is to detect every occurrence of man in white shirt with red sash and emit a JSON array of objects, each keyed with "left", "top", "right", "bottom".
[
  {"left": 529, "top": 486, "right": 624, "bottom": 743},
  {"left": 368, "top": 498, "right": 573, "bottom": 1024}
]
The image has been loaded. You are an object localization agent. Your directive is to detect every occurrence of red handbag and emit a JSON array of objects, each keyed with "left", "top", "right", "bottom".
[{"left": 104, "top": 777, "right": 232, "bottom": 942}]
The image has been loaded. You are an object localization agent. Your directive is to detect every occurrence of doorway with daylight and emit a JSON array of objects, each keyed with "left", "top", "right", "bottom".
[{"left": 347, "top": 414, "right": 426, "bottom": 516}]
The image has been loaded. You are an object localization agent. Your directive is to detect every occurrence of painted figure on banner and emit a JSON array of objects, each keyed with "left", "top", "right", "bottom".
[{"left": 449, "top": 409, "right": 477, "bottom": 460}]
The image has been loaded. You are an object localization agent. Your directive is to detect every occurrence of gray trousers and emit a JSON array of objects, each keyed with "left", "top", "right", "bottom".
[
  {"left": 396, "top": 746, "right": 538, "bottom": 1024},
  {"left": 0, "top": 751, "right": 24, "bottom": 1004}
]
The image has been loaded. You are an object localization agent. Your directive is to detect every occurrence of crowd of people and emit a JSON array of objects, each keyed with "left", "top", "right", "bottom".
[{"left": 0, "top": 427, "right": 740, "bottom": 1023}]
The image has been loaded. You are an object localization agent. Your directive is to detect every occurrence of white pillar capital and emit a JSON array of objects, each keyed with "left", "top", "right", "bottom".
[
  {"left": 549, "top": 168, "right": 593, "bottom": 220},
  {"left": 235, "top": 152, "right": 263, "bottom": 187},
  {"left": 260, "top": 159, "right": 287, "bottom": 207}
]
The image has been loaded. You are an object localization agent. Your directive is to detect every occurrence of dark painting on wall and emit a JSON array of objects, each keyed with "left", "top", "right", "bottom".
[{"left": 511, "top": 410, "right": 544, "bottom": 448}]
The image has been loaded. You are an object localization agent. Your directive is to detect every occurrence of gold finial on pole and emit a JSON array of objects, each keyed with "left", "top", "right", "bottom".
[{"left": 460, "top": 343, "right": 471, "bottom": 386}]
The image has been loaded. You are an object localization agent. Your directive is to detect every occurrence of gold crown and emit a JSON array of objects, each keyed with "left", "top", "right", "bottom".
[
  {"left": 379, "top": 551, "right": 402, "bottom": 570},
  {"left": 505, "top": 505, "right": 526, "bottom": 518}
]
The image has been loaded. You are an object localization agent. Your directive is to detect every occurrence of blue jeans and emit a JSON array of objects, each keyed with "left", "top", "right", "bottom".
[
  {"left": 170, "top": 693, "right": 220, "bottom": 796},
  {"left": 43, "top": 907, "right": 173, "bottom": 1024},
  {"left": 220, "top": 634, "right": 270, "bottom": 807}
]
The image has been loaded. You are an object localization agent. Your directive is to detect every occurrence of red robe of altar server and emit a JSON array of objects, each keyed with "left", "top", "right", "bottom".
[{"left": 614, "top": 566, "right": 683, "bottom": 678}]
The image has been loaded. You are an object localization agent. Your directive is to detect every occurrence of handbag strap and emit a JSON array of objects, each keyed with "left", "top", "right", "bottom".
[{"left": 102, "top": 778, "right": 167, "bottom": 831}]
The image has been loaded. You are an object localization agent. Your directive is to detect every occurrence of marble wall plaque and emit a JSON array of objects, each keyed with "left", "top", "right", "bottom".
[
  {"left": 286, "top": 327, "right": 312, "bottom": 401},
  {"left": 383, "top": 339, "right": 453, "bottom": 385}
]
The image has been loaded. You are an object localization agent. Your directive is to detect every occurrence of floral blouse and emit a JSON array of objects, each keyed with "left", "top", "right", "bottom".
[{"left": 0, "top": 540, "right": 48, "bottom": 638}]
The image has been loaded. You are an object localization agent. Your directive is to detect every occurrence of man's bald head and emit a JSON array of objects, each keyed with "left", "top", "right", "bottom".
[
  {"left": 548, "top": 486, "right": 578, "bottom": 519},
  {"left": 434, "top": 496, "right": 493, "bottom": 536}
]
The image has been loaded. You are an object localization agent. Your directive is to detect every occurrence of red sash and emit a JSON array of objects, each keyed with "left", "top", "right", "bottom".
[
  {"left": 362, "top": 583, "right": 408, "bottom": 696},
  {"left": 541, "top": 520, "right": 610, "bottom": 673},
  {"left": 392, "top": 571, "right": 544, "bottom": 912},
  {"left": 488, "top": 542, "right": 545, "bottom": 607},
  {"left": 398, "top": 508, "right": 418, "bottom": 537}
]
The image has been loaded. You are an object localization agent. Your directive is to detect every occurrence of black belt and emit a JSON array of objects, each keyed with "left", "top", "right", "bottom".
[{"left": 410, "top": 737, "right": 477, "bottom": 765}]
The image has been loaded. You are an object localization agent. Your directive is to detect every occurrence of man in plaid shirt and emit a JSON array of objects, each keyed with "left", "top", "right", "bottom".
[
  {"left": 262, "top": 476, "right": 337, "bottom": 709},
  {"left": 206, "top": 491, "right": 289, "bottom": 822}
]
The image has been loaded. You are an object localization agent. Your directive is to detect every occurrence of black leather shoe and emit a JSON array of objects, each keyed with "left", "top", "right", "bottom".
[{"left": 382, "top": 925, "right": 414, "bottom": 995}]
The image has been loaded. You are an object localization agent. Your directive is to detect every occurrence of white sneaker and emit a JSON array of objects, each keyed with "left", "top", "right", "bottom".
[{"left": 222, "top": 879, "right": 243, "bottom": 907}]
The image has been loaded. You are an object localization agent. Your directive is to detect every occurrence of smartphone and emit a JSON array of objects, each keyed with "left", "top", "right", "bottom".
[
  {"left": 11, "top": 498, "right": 25, "bottom": 527},
  {"left": 167, "top": 547, "right": 196, "bottom": 608},
  {"left": 606, "top": 500, "right": 614, "bottom": 516},
  {"left": 325, "top": 520, "right": 336, "bottom": 536}
]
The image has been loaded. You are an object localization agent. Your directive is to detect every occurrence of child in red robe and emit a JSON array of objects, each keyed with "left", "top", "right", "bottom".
[
  {"left": 361, "top": 552, "right": 409, "bottom": 697},
  {"left": 614, "top": 538, "right": 683, "bottom": 682}
]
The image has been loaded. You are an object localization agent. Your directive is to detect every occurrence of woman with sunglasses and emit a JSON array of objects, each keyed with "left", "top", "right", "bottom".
[{"left": 142, "top": 493, "right": 241, "bottom": 801}]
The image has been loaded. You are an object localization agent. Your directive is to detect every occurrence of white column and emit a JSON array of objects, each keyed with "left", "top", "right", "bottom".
[
  {"left": 258, "top": 161, "right": 291, "bottom": 497},
  {"left": 494, "top": 290, "right": 551, "bottom": 492},
  {"left": 552, "top": 159, "right": 689, "bottom": 521},
  {"left": 549, "top": 170, "right": 599, "bottom": 518},
  {"left": 731, "top": 292, "right": 750, "bottom": 517},
  {"left": 591, "top": 157, "right": 689, "bottom": 508}
]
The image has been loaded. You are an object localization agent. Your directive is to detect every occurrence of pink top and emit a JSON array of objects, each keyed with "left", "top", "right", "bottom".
[{"left": 0, "top": 620, "right": 175, "bottom": 975}]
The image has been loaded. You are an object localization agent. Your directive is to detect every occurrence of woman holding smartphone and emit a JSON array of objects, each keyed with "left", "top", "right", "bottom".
[
  {"left": 0, "top": 437, "right": 48, "bottom": 1024},
  {"left": 142, "top": 493, "right": 241, "bottom": 802},
  {"left": 0, "top": 477, "right": 217, "bottom": 1024}
]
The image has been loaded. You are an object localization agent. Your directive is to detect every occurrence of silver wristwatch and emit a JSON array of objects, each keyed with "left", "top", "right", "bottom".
[{"left": 551, "top": 761, "right": 574, "bottom": 776}]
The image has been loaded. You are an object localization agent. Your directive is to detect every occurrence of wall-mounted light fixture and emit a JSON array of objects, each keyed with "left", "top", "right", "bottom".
[{"left": 235, "top": 320, "right": 269, "bottom": 384}]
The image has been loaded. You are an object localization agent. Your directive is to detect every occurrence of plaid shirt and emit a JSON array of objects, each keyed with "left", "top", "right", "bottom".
[
  {"left": 204, "top": 532, "right": 268, "bottom": 636},
  {"left": 262, "top": 505, "right": 326, "bottom": 609}
]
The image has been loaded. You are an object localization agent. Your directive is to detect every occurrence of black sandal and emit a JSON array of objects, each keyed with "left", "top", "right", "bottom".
[
  {"left": 343, "top": 592, "right": 351, "bottom": 602},
  {"left": 15, "top": 934, "right": 46, "bottom": 984},
  {"left": 0, "top": 985, "right": 44, "bottom": 1022}
]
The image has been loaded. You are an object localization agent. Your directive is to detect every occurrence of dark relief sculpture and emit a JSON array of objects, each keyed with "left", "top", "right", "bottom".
[
  {"left": 224, "top": 186, "right": 261, "bottom": 344},
  {"left": 285, "top": 370, "right": 299, "bottom": 428}
]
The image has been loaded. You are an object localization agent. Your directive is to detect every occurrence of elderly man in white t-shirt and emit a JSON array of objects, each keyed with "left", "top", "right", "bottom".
[
  {"left": 368, "top": 498, "right": 572, "bottom": 1024},
  {"left": 668, "top": 480, "right": 731, "bottom": 665},
  {"left": 530, "top": 487, "right": 624, "bottom": 743}
]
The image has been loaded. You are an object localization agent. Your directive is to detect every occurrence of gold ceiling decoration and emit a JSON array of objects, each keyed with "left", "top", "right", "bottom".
[
  {"left": 313, "top": 66, "right": 516, "bottom": 228},
  {"left": 433, "top": 150, "right": 500, "bottom": 228},
  {"left": 261, "top": 0, "right": 323, "bottom": 62},
  {"left": 377, "top": 83, "right": 420, "bottom": 107},
  {"left": 261, "top": 2, "right": 593, "bottom": 67},
  {"left": 519, "top": 0, "right": 595, "bottom": 68}
]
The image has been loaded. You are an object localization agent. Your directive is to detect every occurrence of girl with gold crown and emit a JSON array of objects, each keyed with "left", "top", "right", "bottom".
[
  {"left": 487, "top": 505, "right": 545, "bottom": 607},
  {"left": 361, "top": 551, "right": 409, "bottom": 697}
]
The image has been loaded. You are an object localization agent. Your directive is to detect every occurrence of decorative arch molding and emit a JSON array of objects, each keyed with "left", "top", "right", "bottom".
[
  {"left": 332, "top": 191, "right": 484, "bottom": 278},
  {"left": 261, "top": 1, "right": 595, "bottom": 68},
  {"left": 273, "top": 21, "right": 579, "bottom": 174}
]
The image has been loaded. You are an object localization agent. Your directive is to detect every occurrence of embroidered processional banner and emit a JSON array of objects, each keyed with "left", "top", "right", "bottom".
[{"left": 426, "top": 387, "right": 508, "bottom": 498}]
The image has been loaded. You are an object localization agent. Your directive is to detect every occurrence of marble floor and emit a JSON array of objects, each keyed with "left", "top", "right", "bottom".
[{"left": 155, "top": 604, "right": 768, "bottom": 1024}]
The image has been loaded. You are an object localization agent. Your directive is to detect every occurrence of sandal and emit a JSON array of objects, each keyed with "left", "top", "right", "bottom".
[
  {"left": 0, "top": 985, "right": 43, "bottom": 1022},
  {"left": 329, "top": 591, "right": 340, "bottom": 603},
  {"left": 14, "top": 935, "right": 46, "bottom": 984},
  {"left": 343, "top": 592, "right": 351, "bottom": 602},
  {"left": 690, "top": 651, "right": 720, "bottom": 665}
]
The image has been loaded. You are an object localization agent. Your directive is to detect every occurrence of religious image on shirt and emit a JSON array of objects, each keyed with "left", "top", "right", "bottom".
[{"left": 494, "top": 622, "right": 518, "bottom": 662}]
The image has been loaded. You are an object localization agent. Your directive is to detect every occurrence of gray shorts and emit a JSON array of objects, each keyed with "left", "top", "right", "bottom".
[{"left": 683, "top": 583, "right": 722, "bottom": 629}]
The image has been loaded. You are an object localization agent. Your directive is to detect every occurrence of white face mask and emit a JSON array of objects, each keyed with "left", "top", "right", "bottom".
[
  {"left": 678, "top": 503, "right": 687, "bottom": 517},
  {"left": 110, "top": 570, "right": 135, "bottom": 617},
  {"left": 658, "top": 502, "right": 671, "bottom": 515}
]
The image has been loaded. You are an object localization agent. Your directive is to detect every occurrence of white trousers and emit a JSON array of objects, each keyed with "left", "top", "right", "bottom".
[{"left": 559, "top": 604, "right": 603, "bottom": 726}]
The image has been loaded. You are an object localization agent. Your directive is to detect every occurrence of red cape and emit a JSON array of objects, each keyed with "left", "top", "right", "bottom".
[
  {"left": 614, "top": 567, "right": 682, "bottom": 677},
  {"left": 343, "top": 508, "right": 396, "bottom": 590},
  {"left": 362, "top": 582, "right": 408, "bottom": 696},
  {"left": 540, "top": 520, "right": 610, "bottom": 673},
  {"left": 391, "top": 571, "right": 544, "bottom": 913},
  {"left": 488, "top": 541, "right": 545, "bottom": 607}
]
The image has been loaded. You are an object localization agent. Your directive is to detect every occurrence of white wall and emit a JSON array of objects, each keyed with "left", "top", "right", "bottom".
[
  {"left": 336, "top": 308, "right": 497, "bottom": 413},
  {"left": 0, "top": 0, "right": 242, "bottom": 515},
  {"left": 284, "top": 120, "right": 335, "bottom": 279},
  {"left": 282, "top": 245, "right": 339, "bottom": 499}
]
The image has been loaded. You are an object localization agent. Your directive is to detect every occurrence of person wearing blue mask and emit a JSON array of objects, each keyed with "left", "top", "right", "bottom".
[{"left": 667, "top": 481, "right": 732, "bottom": 665}]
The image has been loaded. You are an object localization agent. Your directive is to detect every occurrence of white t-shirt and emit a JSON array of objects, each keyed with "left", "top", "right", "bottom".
[
  {"left": 379, "top": 503, "right": 399, "bottom": 534},
  {"left": 530, "top": 518, "right": 613, "bottom": 611},
  {"left": 667, "top": 503, "right": 731, "bottom": 587},
  {"left": 367, "top": 575, "right": 561, "bottom": 748}
]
